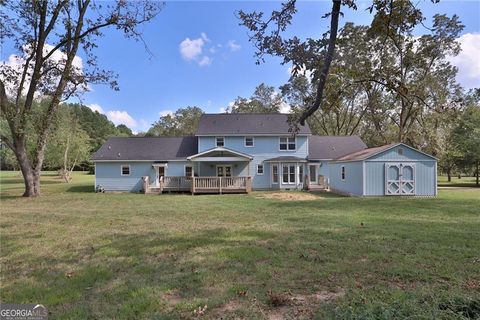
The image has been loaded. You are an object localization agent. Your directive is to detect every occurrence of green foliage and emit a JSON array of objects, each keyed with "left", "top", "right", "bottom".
[
  {"left": 147, "top": 106, "right": 203, "bottom": 136},
  {"left": 228, "top": 83, "right": 284, "bottom": 113}
]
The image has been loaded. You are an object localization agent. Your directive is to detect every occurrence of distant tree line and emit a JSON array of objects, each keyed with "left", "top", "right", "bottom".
[{"left": 1, "top": 101, "right": 133, "bottom": 180}]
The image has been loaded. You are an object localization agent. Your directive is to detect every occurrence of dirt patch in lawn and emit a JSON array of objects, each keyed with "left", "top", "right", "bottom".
[{"left": 257, "top": 192, "right": 322, "bottom": 201}]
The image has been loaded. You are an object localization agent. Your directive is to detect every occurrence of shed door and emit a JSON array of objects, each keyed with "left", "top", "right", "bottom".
[{"left": 385, "top": 163, "right": 415, "bottom": 195}]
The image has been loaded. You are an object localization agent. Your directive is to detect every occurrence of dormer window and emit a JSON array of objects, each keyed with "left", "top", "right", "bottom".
[
  {"left": 216, "top": 137, "right": 224, "bottom": 147},
  {"left": 245, "top": 137, "right": 254, "bottom": 147},
  {"left": 279, "top": 137, "right": 296, "bottom": 151}
]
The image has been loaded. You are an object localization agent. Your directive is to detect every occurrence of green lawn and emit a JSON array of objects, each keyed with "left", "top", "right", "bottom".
[
  {"left": 1, "top": 171, "right": 479, "bottom": 319},
  {"left": 438, "top": 175, "right": 479, "bottom": 188}
]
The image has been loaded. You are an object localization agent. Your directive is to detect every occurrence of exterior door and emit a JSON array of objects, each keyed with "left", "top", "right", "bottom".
[
  {"left": 155, "top": 166, "right": 166, "bottom": 186},
  {"left": 385, "top": 163, "right": 415, "bottom": 195},
  {"left": 309, "top": 165, "right": 317, "bottom": 184},
  {"left": 216, "top": 165, "right": 232, "bottom": 177}
]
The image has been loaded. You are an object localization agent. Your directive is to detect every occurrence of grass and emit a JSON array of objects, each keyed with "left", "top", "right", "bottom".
[
  {"left": 1, "top": 171, "right": 479, "bottom": 319},
  {"left": 438, "top": 175, "right": 479, "bottom": 188}
]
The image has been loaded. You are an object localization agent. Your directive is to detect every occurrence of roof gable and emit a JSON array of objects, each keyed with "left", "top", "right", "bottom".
[
  {"left": 334, "top": 143, "right": 437, "bottom": 162},
  {"left": 196, "top": 113, "right": 311, "bottom": 136}
]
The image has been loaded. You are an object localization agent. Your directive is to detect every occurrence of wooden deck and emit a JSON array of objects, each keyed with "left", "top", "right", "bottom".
[{"left": 143, "top": 176, "right": 252, "bottom": 194}]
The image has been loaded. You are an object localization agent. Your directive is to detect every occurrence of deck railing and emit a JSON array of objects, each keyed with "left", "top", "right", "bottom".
[{"left": 143, "top": 176, "right": 251, "bottom": 194}]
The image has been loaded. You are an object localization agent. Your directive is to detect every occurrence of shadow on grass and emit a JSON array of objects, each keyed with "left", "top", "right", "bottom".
[{"left": 66, "top": 185, "right": 95, "bottom": 193}]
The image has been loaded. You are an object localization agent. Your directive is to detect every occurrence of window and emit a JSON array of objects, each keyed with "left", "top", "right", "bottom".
[
  {"left": 272, "top": 165, "right": 279, "bottom": 184},
  {"left": 341, "top": 166, "right": 346, "bottom": 181},
  {"left": 216, "top": 137, "right": 224, "bottom": 147},
  {"left": 282, "top": 164, "right": 296, "bottom": 184},
  {"left": 185, "top": 165, "right": 193, "bottom": 177},
  {"left": 299, "top": 165, "right": 303, "bottom": 183},
  {"left": 397, "top": 148, "right": 404, "bottom": 156},
  {"left": 279, "top": 137, "right": 296, "bottom": 151},
  {"left": 245, "top": 137, "right": 254, "bottom": 147},
  {"left": 121, "top": 165, "right": 130, "bottom": 176},
  {"left": 257, "top": 164, "right": 264, "bottom": 175}
]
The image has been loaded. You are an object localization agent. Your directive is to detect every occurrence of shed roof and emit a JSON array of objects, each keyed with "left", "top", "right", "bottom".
[
  {"left": 333, "top": 143, "right": 437, "bottom": 162},
  {"left": 196, "top": 113, "right": 311, "bottom": 135},
  {"left": 308, "top": 135, "right": 367, "bottom": 160},
  {"left": 91, "top": 136, "right": 197, "bottom": 161}
]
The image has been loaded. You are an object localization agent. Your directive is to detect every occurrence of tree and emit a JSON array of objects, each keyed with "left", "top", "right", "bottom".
[
  {"left": 44, "top": 105, "right": 90, "bottom": 182},
  {"left": 0, "top": 0, "right": 162, "bottom": 196},
  {"left": 228, "top": 83, "right": 284, "bottom": 113},
  {"left": 451, "top": 90, "right": 480, "bottom": 186},
  {"left": 147, "top": 106, "right": 203, "bottom": 136},
  {"left": 238, "top": 0, "right": 445, "bottom": 129},
  {"left": 115, "top": 124, "right": 133, "bottom": 137}
]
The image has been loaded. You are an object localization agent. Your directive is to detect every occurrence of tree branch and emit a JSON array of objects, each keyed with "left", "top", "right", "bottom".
[{"left": 298, "top": 0, "right": 341, "bottom": 125}]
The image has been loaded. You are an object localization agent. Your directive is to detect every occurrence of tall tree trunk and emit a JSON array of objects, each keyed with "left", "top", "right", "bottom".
[
  {"left": 13, "top": 137, "right": 40, "bottom": 197},
  {"left": 476, "top": 161, "right": 479, "bottom": 187},
  {"left": 447, "top": 166, "right": 451, "bottom": 182}
]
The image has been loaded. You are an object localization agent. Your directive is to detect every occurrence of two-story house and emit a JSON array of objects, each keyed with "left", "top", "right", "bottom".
[{"left": 92, "top": 113, "right": 438, "bottom": 196}]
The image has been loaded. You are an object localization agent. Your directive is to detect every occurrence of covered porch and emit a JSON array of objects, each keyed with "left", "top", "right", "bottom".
[{"left": 143, "top": 147, "right": 253, "bottom": 194}]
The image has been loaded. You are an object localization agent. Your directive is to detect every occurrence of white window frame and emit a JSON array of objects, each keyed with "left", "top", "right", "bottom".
[
  {"left": 279, "top": 136, "right": 296, "bottom": 151},
  {"left": 298, "top": 165, "right": 304, "bottom": 183},
  {"left": 282, "top": 164, "right": 296, "bottom": 184},
  {"left": 216, "top": 165, "right": 232, "bottom": 177},
  {"left": 216, "top": 137, "right": 225, "bottom": 147},
  {"left": 184, "top": 165, "right": 193, "bottom": 177},
  {"left": 271, "top": 164, "right": 279, "bottom": 184},
  {"left": 256, "top": 164, "right": 264, "bottom": 175},
  {"left": 341, "top": 166, "right": 346, "bottom": 181},
  {"left": 121, "top": 164, "right": 130, "bottom": 176},
  {"left": 244, "top": 136, "right": 254, "bottom": 147}
]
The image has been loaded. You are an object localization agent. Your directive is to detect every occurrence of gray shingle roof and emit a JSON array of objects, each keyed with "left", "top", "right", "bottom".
[
  {"left": 308, "top": 136, "right": 367, "bottom": 160},
  {"left": 91, "top": 136, "right": 197, "bottom": 161},
  {"left": 196, "top": 113, "right": 311, "bottom": 135},
  {"left": 334, "top": 144, "right": 395, "bottom": 161}
]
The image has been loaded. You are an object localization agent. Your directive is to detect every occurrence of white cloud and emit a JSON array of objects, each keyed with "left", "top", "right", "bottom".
[
  {"left": 227, "top": 40, "right": 241, "bottom": 52},
  {"left": 1, "top": 43, "right": 84, "bottom": 97},
  {"left": 198, "top": 56, "right": 212, "bottom": 66},
  {"left": 107, "top": 110, "right": 137, "bottom": 128},
  {"left": 179, "top": 33, "right": 213, "bottom": 66},
  {"left": 287, "top": 65, "right": 313, "bottom": 81},
  {"left": 86, "top": 103, "right": 104, "bottom": 114},
  {"left": 159, "top": 110, "right": 174, "bottom": 117},
  {"left": 449, "top": 33, "right": 480, "bottom": 89}
]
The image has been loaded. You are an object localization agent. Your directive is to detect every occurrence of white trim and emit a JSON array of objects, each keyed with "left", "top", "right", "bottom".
[
  {"left": 121, "top": 164, "right": 131, "bottom": 176},
  {"left": 256, "top": 163, "right": 264, "bottom": 175},
  {"left": 152, "top": 163, "right": 168, "bottom": 167},
  {"left": 278, "top": 136, "right": 296, "bottom": 152},
  {"left": 94, "top": 163, "right": 97, "bottom": 191},
  {"left": 434, "top": 161, "right": 438, "bottom": 196},
  {"left": 341, "top": 165, "right": 345, "bottom": 181},
  {"left": 216, "top": 136, "right": 225, "bottom": 147},
  {"left": 190, "top": 156, "right": 250, "bottom": 162},
  {"left": 187, "top": 147, "right": 253, "bottom": 160},
  {"left": 244, "top": 136, "right": 254, "bottom": 147},
  {"left": 362, "top": 161, "right": 366, "bottom": 196}
]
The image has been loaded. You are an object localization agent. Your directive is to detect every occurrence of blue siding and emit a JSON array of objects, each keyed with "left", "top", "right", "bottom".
[
  {"left": 197, "top": 136, "right": 308, "bottom": 190},
  {"left": 369, "top": 144, "right": 435, "bottom": 161},
  {"left": 96, "top": 162, "right": 155, "bottom": 192},
  {"left": 328, "top": 161, "right": 364, "bottom": 196},
  {"left": 365, "top": 161, "right": 436, "bottom": 196}
]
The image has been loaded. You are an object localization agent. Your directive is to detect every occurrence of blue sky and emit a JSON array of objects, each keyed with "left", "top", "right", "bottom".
[{"left": 2, "top": 1, "right": 479, "bottom": 132}]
